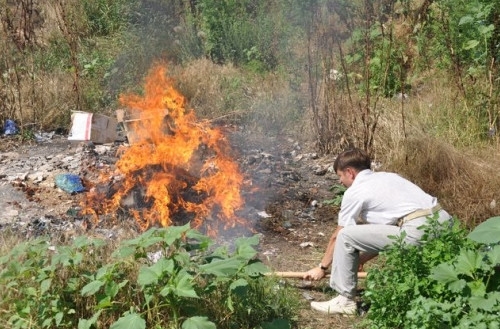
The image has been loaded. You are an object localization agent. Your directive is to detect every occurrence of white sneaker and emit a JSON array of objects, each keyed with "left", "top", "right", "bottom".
[{"left": 310, "top": 295, "right": 357, "bottom": 315}]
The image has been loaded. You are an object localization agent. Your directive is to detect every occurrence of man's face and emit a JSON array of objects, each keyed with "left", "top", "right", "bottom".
[{"left": 336, "top": 167, "right": 355, "bottom": 188}]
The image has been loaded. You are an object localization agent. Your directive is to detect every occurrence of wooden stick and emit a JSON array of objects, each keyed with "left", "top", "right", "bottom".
[{"left": 266, "top": 271, "right": 368, "bottom": 279}]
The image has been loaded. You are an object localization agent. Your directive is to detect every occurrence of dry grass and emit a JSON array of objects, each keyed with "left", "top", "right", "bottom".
[
  {"left": 0, "top": 63, "right": 81, "bottom": 131},
  {"left": 372, "top": 76, "right": 500, "bottom": 228},
  {"left": 173, "top": 59, "right": 308, "bottom": 137},
  {"left": 173, "top": 59, "right": 250, "bottom": 120}
]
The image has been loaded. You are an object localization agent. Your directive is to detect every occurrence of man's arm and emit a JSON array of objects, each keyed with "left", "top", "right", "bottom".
[{"left": 303, "top": 225, "right": 344, "bottom": 280}]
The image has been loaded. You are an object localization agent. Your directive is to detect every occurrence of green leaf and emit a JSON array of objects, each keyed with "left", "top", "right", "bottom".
[
  {"left": 110, "top": 313, "right": 146, "bottom": 329},
  {"left": 151, "top": 258, "right": 175, "bottom": 276},
  {"left": 137, "top": 267, "right": 159, "bottom": 287},
  {"left": 244, "top": 260, "right": 269, "bottom": 277},
  {"left": 73, "top": 236, "right": 92, "bottom": 249},
  {"left": 199, "top": 258, "right": 241, "bottom": 277},
  {"left": 73, "top": 252, "right": 84, "bottom": 265},
  {"left": 229, "top": 278, "right": 248, "bottom": 291},
  {"left": 448, "top": 279, "right": 467, "bottom": 293},
  {"left": 40, "top": 278, "right": 52, "bottom": 294},
  {"left": 430, "top": 263, "right": 457, "bottom": 283},
  {"left": 234, "top": 235, "right": 260, "bottom": 259},
  {"left": 236, "top": 244, "right": 257, "bottom": 260},
  {"left": 81, "top": 280, "right": 104, "bottom": 296},
  {"left": 468, "top": 280, "right": 486, "bottom": 297},
  {"left": 172, "top": 272, "right": 199, "bottom": 298},
  {"left": 229, "top": 278, "right": 248, "bottom": 297},
  {"left": 370, "top": 56, "right": 381, "bottom": 67},
  {"left": 181, "top": 316, "right": 216, "bottom": 329},
  {"left": 97, "top": 296, "right": 112, "bottom": 310},
  {"left": 26, "top": 287, "right": 37, "bottom": 296},
  {"left": 487, "top": 245, "right": 500, "bottom": 265},
  {"left": 42, "top": 317, "right": 52, "bottom": 327},
  {"left": 162, "top": 223, "right": 192, "bottom": 245},
  {"left": 455, "top": 249, "right": 482, "bottom": 277},
  {"left": 463, "top": 40, "right": 480, "bottom": 50},
  {"left": 458, "top": 15, "right": 474, "bottom": 25},
  {"left": 96, "top": 265, "right": 111, "bottom": 280},
  {"left": 139, "top": 236, "right": 164, "bottom": 249},
  {"left": 55, "top": 312, "right": 64, "bottom": 326},
  {"left": 112, "top": 246, "right": 136, "bottom": 259},
  {"left": 138, "top": 258, "right": 175, "bottom": 287},
  {"left": 369, "top": 28, "right": 382, "bottom": 39},
  {"left": 78, "top": 310, "right": 102, "bottom": 329},
  {"left": 78, "top": 318, "right": 93, "bottom": 329},
  {"left": 159, "top": 285, "right": 173, "bottom": 297},
  {"left": 469, "top": 295, "right": 495, "bottom": 311},
  {"left": 468, "top": 217, "right": 500, "bottom": 244},
  {"left": 478, "top": 24, "right": 494, "bottom": 36},
  {"left": 226, "top": 294, "right": 234, "bottom": 312},
  {"left": 235, "top": 235, "right": 260, "bottom": 248}
]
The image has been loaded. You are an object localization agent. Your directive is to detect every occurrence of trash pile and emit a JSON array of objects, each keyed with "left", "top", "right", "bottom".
[{"left": 0, "top": 114, "right": 339, "bottom": 243}]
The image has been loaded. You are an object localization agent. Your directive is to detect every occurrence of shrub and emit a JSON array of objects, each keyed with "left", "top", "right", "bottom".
[
  {"left": 0, "top": 224, "right": 299, "bottom": 329},
  {"left": 363, "top": 216, "right": 472, "bottom": 328},
  {"left": 363, "top": 216, "right": 500, "bottom": 329},
  {"left": 406, "top": 217, "right": 500, "bottom": 328}
]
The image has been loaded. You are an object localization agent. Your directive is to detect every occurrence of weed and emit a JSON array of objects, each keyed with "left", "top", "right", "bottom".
[
  {"left": 363, "top": 216, "right": 500, "bottom": 328},
  {"left": 323, "top": 184, "right": 346, "bottom": 207},
  {"left": 0, "top": 224, "right": 299, "bottom": 329}
]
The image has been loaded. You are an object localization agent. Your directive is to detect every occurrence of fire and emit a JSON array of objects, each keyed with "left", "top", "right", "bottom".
[{"left": 83, "top": 64, "right": 245, "bottom": 235}]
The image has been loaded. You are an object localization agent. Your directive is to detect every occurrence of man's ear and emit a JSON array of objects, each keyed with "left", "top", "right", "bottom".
[{"left": 347, "top": 167, "right": 358, "bottom": 179}]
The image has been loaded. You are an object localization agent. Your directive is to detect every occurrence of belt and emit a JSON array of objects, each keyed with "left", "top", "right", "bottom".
[{"left": 397, "top": 204, "right": 442, "bottom": 226}]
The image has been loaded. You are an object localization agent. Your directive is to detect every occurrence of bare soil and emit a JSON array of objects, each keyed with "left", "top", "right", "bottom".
[{"left": 0, "top": 128, "right": 366, "bottom": 329}]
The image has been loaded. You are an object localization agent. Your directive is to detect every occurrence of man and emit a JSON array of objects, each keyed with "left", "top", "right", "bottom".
[{"left": 303, "top": 148, "right": 451, "bottom": 315}]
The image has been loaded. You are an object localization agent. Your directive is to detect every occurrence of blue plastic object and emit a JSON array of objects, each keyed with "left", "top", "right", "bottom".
[
  {"left": 3, "top": 119, "right": 19, "bottom": 135},
  {"left": 55, "top": 174, "right": 85, "bottom": 193}
]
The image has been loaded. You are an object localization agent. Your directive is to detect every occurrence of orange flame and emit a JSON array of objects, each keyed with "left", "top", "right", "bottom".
[{"left": 83, "top": 64, "right": 245, "bottom": 235}]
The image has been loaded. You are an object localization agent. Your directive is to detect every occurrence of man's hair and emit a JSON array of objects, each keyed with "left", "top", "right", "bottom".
[{"left": 333, "top": 148, "right": 371, "bottom": 172}]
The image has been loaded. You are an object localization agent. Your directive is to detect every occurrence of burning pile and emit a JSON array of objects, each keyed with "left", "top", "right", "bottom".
[{"left": 83, "top": 64, "right": 245, "bottom": 235}]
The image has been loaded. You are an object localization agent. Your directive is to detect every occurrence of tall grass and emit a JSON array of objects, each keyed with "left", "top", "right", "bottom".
[{"left": 372, "top": 75, "right": 500, "bottom": 227}]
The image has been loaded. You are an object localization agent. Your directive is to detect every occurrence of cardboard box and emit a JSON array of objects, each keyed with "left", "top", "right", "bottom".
[
  {"left": 68, "top": 111, "right": 118, "bottom": 144},
  {"left": 116, "top": 108, "right": 169, "bottom": 144},
  {"left": 116, "top": 109, "right": 140, "bottom": 143}
]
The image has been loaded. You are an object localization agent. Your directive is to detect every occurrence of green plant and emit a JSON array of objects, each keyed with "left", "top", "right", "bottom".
[
  {"left": 363, "top": 216, "right": 500, "bottom": 328},
  {"left": 196, "top": 0, "right": 282, "bottom": 70},
  {"left": 82, "top": 0, "right": 134, "bottom": 36},
  {"left": 0, "top": 224, "right": 299, "bottom": 329},
  {"left": 405, "top": 216, "right": 500, "bottom": 328},
  {"left": 323, "top": 184, "right": 346, "bottom": 206},
  {"left": 363, "top": 216, "right": 472, "bottom": 328}
]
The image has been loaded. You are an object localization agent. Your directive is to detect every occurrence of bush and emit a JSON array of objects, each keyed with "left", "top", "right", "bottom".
[
  {"left": 363, "top": 216, "right": 500, "bottom": 328},
  {"left": 0, "top": 224, "right": 299, "bottom": 329}
]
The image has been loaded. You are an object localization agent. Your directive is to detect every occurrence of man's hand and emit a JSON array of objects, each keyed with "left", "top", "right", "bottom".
[{"left": 303, "top": 267, "right": 326, "bottom": 281}]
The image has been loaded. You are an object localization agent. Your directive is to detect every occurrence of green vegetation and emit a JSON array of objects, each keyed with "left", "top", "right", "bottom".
[
  {"left": 1, "top": 0, "right": 500, "bottom": 328},
  {"left": 0, "top": 224, "right": 299, "bottom": 329},
  {"left": 363, "top": 216, "right": 500, "bottom": 328},
  {"left": 1, "top": 0, "right": 499, "bottom": 151},
  {"left": 323, "top": 184, "right": 347, "bottom": 207}
]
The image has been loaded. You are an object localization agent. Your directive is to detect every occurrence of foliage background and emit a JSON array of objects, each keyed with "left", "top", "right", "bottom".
[
  {"left": 1, "top": 1, "right": 500, "bottom": 328},
  {"left": 0, "top": 0, "right": 499, "bottom": 223}
]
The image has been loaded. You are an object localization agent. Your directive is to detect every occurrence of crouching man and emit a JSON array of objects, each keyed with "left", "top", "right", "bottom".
[{"left": 303, "top": 148, "right": 451, "bottom": 315}]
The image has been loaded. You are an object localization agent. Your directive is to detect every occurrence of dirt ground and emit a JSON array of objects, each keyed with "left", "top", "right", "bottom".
[{"left": 0, "top": 128, "right": 367, "bottom": 329}]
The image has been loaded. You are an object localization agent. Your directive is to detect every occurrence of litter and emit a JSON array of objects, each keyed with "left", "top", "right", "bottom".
[
  {"left": 54, "top": 173, "right": 85, "bottom": 193},
  {"left": 3, "top": 119, "right": 19, "bottom": 135},
  {"left": 67, "top": 111, "right": 118, "bottom": 144}
]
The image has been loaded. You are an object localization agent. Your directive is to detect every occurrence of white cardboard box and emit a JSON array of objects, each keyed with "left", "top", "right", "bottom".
[{"left": 68, "top": 111, "right": 118, "bottom": 144}]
